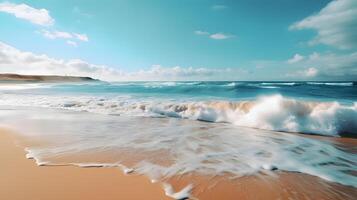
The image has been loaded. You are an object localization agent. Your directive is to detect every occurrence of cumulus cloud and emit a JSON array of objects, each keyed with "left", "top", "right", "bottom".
[
  {"left": 288, "top": 67, "right": 318, "bottom": 78},
  {"left": 73, "top": 33, "right": 89, "bottom": 42},
  {"left": 131, "top": 65, "right": 235, "bottom": 80},
  {"left": 0, "top": 41, "right": 123, "bottom": 81},
  {"left": 0, "top": 2, "right": 89, "bottom": 46},
  {"left": 66, "top": 40, "right": 78, "bottom": 47},
  {"left": 287, "top": 54, "right": 304, "bottom": 64},
  {"left": 0, "top": 2, "right": 54, "bottom": 26},
  {"left": 304, "top": 67, "right": 318, "bottom": 77},
  {"left": 0, "top": 41, "right": 245, "bottom": 81},
  {"left": 305, "top": 67, "right": 318, "bottom": 77},
  {"left": 40, "top": 30, "right": 72, "bottom": 39},
  {"left": 39, "top": 30, "right": 89, "bottom": 45},
  {"left": 195, "top": 31, "right": 234, "bottom": 40},
  {"left": 290, "top": 0, "right": 357, "bottom": 49},
  {"left": 313, "top": 52, "right": 357, "bottom": 77},
  {"left": 3, "top": 40, "right": 355, "bottom": 81},
  {"left": 210, "top": 33, "right": 233, "bottom": 40},
  {"left": 285, "top": 51, "right": 357, "bottom": 79}
]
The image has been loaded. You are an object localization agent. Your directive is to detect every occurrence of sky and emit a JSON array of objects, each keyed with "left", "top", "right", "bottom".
[{"left": 0, "top": 0, "right": 356, "bottom": 81}]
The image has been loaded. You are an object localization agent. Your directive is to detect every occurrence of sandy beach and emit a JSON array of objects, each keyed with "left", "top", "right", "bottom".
[
  {"left": 0, "top": 128, "right": 171, "bottom": 200},
  {"left": 166, "top": 170, "right": 357, "bottom": 200},
  {"left": 1, "top": 127, "right": 356, "bottom": 200}
]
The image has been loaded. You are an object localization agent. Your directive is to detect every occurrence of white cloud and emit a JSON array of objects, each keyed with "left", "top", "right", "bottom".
[
  {"left": 287, "top": 54, "right": 304, "bottom": 64},
  {"left": 195, "top": 30, "right": 234, "bottom": 40},
  {"left": 209, "top": 33, "right": 234, "bottom": 40},
  {"left": 194, "top": 30, "right": 209, "bottom": 35},
  {"left": 132, "top": 65, "right": 234, "bottom": 80},
  {"left": 305, "top": 52, "right": 357, "bottom": 72},
  {"left": 290, "top": 0, "right": 357, "bottom": 49},
  {"left": 73, "top": 33, "right": 89, "bottom": 42},
  {"left": 40, "top": 30, "right": 72, "bottom": 39},
  {"left": 288, "top": 67, "right": 318, "bottom": 78},
  {"left": 3, "top": 41, "right": 355, "bottom": 81},
  {"left": 0, "top": 2, "right": 89, "bottom": 46},
  {"left": 66, "top": 40, "right": 78, "bottom": 47},
  {"left": 0, "top": 41, "right": 122, "bottom": 81},
  {"left": 0, "top": 2, "right": 54, "bottom": 26},
  {"left": 0, "top": 41, "right": 246, "bottom": 81},
  {"left": 285, "top": 51, "right": 357, "bottom": 79},
  {"left": 305, "top": 67, "right": 318, "bottom": 77},
  {"left": 211, "top": 5, "right": 227, "bottom": 11},
  {"left": 39, "top": 30, "right": 89, "bottom": 43}
]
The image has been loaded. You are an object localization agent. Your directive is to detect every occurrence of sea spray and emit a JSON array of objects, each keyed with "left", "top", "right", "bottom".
[{"left": 1, "top": 94, "right": 356, "bottom": 136}]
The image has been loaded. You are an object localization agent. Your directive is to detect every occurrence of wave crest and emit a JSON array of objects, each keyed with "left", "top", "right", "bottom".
[
  {"left": 1, "top": 94, "right": 356, "bottom": 136},
  {"left": 140, "top": 95, "right": 357, "bottom": 136}
]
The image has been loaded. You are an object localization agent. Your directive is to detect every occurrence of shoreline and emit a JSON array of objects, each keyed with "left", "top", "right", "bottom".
[
  {"left": 0, "top": 128, "right": 171, "bottom": 200},
  {"left": 166, "top": 171, "right": 357, "bottom": 200},
  {"left": 1, "top": 127, "right": 356, "bottom": 200}
]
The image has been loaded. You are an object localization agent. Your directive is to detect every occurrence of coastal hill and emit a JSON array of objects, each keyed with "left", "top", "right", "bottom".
[{"left": 0, "top": 73, "right": 97, "bottom": 82}]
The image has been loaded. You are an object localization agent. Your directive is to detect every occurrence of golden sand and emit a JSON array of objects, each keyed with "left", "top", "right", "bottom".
[
  {"left": 1, "top": 128, "right": 356, "bottom": 200},
  {"left": 0, "top": 129, "right": 170, "bottom": 200}
]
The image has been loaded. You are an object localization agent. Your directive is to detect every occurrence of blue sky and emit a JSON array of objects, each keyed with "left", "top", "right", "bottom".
[{"left": 0, "top": 0, "right": 356, "bottom": 81}]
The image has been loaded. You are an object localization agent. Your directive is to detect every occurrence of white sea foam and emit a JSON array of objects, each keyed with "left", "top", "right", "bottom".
[
  {"left": 1, "top": 107, "right": 356, "bottom": 187},
  {"left": 163, "top": 183, "right": 193, "bottom": 200},
  {"left": 307, "top": 82, "right": 353, "bottom": 86},
  {"left": 258, "top": 86, "right": 279, "bottom": 89},
  {"left": 144, "top": 82, "right": 177, "bottom": 88},
  {"left": 72, "top": 163, "right": 120, "bottom": 168},
  {"left": 0, "top": 83, "right": 50, "bottom": 90},
  {"left": 261, "top": 82, "right": 296, "bottom": 86},
  {"left": 1, "top": 94, "right": 355, "bottom": 136},
  {"left": 25, "top": 148, "right": 49, "bottom": 166},
  {"left": 24, "top": 148, "right": 135, "bottom": 174},
  {"left": 225, "top": 82, "right": 237, "bottom": 87}
]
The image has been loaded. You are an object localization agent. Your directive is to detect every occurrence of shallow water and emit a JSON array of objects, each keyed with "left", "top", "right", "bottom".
[
  {"left": 0, "top": 81, "right": 356, "bottom": 137},
  {"left": 0, "top": 81, "right": 356, "bottom": 190},
  {"left": 0, "top": 106, "right": 356, "bottom": 188}
]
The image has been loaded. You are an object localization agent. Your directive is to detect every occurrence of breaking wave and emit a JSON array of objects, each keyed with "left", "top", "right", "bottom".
[
  {"left": 128, "top": 95, "right": 357, "bottom": 137},
  {"left": 307, "top": 82, "right": 354, "bottom": 86},
  {"left": 0, "top": 94, "right": 356, "bottom": 137},
  {"left": 4, "top": 106, "right": 356, "bottom": 187}
]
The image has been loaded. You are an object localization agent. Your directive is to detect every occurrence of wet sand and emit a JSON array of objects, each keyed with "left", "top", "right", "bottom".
[
  {"left": 1, "top": 128, "right": 356, "bottom": 200},
  {"left": 0, "top": 129, "right": 170, "bottom": 200},
  {"left": 167, "top": 171, "right": 357, "bottom": 200}
]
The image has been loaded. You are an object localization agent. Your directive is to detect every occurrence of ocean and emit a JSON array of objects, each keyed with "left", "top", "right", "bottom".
[{"left": 0, "top": 81, "right": 356, "bottom": 190}]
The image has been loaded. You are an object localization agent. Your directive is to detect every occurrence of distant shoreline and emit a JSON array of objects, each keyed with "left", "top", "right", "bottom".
[{"left": 0, "top": 73, "right": 97, "bottom": 83}]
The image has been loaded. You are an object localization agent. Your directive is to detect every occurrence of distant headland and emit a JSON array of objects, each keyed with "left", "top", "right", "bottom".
[{"left": 0, "top": 73, "right": 97, "bottom": 82}]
